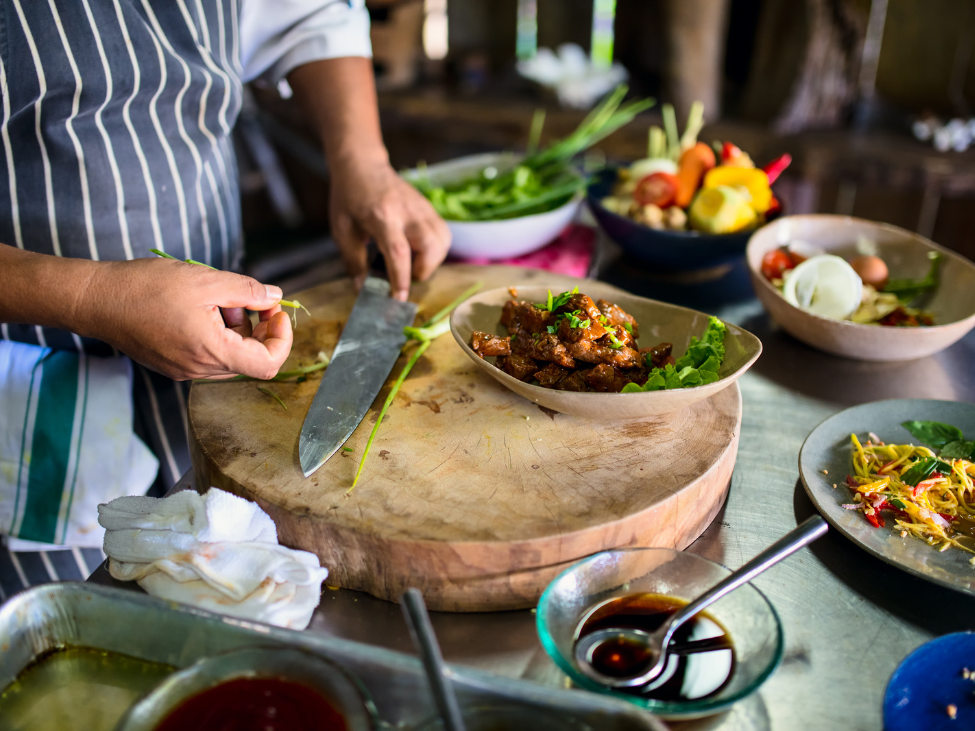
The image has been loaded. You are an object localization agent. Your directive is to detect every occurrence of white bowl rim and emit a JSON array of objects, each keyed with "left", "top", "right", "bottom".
[{"left": 746, "top": 214, "right": 975, "bottom": 331}]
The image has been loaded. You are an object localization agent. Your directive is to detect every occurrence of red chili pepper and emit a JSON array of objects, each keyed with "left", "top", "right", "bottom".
[
  {"left": 865, "top": 512, "right": 884, "bottom": 528},
  {"left": 766, "top": 194, "right": 782, "bottom": 218},
  {"left": 763, "top": 153, "right": 792, "bottom": 185},
  {"left": 940, "top": 513, "right": 957, "bottom": 522},
  {"left": 721, "top": 141, "right": 743, "bottom": 163}
]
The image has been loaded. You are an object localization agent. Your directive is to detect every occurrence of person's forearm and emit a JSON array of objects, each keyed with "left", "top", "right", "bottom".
[
  {"left": 0, "top": 244, "right": 100, "bottom": 335},
  {"left": 287, "top": 57, "right": 387, "bottom": 168}
]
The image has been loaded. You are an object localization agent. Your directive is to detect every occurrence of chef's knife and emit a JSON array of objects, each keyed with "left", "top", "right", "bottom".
[{"left": 298, "top": 277, "right": 418, "bottom": 477}]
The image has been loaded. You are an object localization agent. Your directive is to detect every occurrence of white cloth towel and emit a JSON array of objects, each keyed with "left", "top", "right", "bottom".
[{"left": 98, "top": 489, "right": 328, "bottom": 629}]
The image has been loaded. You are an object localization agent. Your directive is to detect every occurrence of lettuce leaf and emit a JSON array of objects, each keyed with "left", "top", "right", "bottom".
[{"left": 625, "top": 317, "right": 727, "bottom": 393}]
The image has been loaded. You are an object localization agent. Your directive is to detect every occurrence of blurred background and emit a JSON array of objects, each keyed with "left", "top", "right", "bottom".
[{"left": 236, "top": 0, "right": 975, "bottom": 297}]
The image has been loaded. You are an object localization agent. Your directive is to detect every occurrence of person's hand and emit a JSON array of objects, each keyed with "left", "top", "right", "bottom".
[
  {"left": 329, "top": 155, "right": 451, "bottom": 301},
  {"left": 78, "top": 258, "right": 293, "bottom": 380}
]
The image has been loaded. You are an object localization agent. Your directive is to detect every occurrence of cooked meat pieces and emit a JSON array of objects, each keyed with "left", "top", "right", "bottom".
[
  {"left": 597, "top": 299, "right": 639, "bottom": 339},
  {"left": 556, "top": 315, "right": 607, "bottom": 343},
  {"left": 474, "top": 290, "right": 675, "bottom": 392},
  {"left": 558, "top": 371, "right": 589, "bottom": 392},
  {"left": 642, "top": 342, "right": 673, "bottom": 368},
  {"left": 534, "top": 362, "right": 570, "bottom": 388},
  {"left": 511, "top": 332, "right": 575, "bottom": 368},
  {"left": 556, "top": 293, "right": 603, "bottom": 323},
  {"left": 584, "top": 364, "right": 628, "bottom": 392},
  {"left": 470, "top": 331, "right": 511, "bottom": 357},
  {"left": 603, "top": 323, "right": 636, "bottom": 349},
  {"left": 500, "top": 300, "right": 554, "bottom": 336},
  {"left": 564, "top": 339, "right": 640, "bottom": 368},
  {"left": 496, "top": 354, "right": 539, "bottom": 382}
]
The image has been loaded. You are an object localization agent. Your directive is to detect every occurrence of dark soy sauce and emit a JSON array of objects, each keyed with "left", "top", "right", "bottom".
[{"left": 576, "top": 593, "right": 736, "bottom": 702}]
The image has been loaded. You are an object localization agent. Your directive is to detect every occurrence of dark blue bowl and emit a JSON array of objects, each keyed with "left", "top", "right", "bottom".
[
  {"left": 884, "top": 632, "right": 975, "bottom": 730},
  {"left": 587, "top": 167, "right": 763, "bottom": 272}
]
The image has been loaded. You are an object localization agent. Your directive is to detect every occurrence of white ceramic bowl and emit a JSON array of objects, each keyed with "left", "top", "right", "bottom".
[
  {"left": 404, "top": 152, "right": 583, "bottom": 260},
  {"left": 747, "top": 215, "right": 975, "bottom": 361}
]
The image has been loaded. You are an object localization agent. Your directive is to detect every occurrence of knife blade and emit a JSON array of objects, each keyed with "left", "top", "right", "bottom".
[{"left": 298, "top": 277, "right": 418, "bottom": 477}]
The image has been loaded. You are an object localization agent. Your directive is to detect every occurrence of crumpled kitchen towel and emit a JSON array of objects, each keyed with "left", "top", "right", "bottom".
[{"left": 98, "top": 489, "right": 328, "bottom": 630}]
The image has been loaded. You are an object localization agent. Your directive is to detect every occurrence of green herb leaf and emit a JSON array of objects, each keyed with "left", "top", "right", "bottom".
[
  {"left": 940, "top": 440, "right": 975, "bottom": 460},
  {"left": 546, "top": 325, "right": 558, "bottom": 334},
  {"left": 901, "top": 456, "right": 952, "bottom": 486},
  {"left": 622, "top": 322, "right": 633, "bottom": 334},
  {"left": 342, "top": 447, "right": 353, "bottom": 453},
  {"left": 606, "top": 328, "right": 624, "bottom": 349},
  {"left": 884, "top": 252, "right": 942, "bottom": 304},
  {"left": 901, "top": 420, "right": 964, "bottom": 450},
  {"left": 889, "top": 499, "right": 907, "bottom": 510}
]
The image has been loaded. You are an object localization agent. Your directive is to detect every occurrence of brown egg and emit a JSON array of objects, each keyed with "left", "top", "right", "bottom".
[{"left": 850, "top": 255, "right": 889, "bottom": 289}]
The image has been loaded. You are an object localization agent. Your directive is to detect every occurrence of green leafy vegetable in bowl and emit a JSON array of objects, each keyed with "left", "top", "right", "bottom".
[
  {"left": 623, "top": 317, "right": 727, "bottom": 392},
  {"left": 408, "top": 86, "right": 654, "bottom": 221}
]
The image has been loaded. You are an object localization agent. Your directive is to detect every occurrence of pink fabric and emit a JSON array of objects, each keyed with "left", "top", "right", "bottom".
[{"left": 451, "top": 224, "right": 596, "bottom": 277}]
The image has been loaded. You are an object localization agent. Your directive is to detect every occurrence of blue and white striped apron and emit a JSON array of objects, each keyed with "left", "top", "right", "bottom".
[{"left": 0, "top": 0, "right": 244, "bottom": 594}]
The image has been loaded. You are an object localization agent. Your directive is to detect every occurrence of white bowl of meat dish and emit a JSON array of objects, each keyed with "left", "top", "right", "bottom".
[
  {"left": 747, "top": 215, "right": 975, "bottom": 361},
  {"left": 403, "top": 152, "right": 583, "bottom": 260},
  {"left": 451, "top": 283, "right": 762, "bottom": 420}
]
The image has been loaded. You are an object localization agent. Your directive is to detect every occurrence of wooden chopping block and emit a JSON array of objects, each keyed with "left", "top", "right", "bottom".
[{"left": 190, "top": 264, "right": 741, "bottom": 611}]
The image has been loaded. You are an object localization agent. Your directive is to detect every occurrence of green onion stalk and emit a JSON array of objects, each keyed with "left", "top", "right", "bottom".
[
  {"left": 409, "top": 85, "right": 654, "bottom": 222},
  {"left": 149, "top": 249, "right": 311, "bottom": 325},
  {"left": 348, "top": 282, "right": 483, "bottom": 492}
]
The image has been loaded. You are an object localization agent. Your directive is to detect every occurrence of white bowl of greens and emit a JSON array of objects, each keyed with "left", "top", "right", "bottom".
[
  {"left": 405, "top": 152, "right": 583, "bottom": 259},
  {"left": 403, "top": 86, "right": 654, "bottom": 260}
]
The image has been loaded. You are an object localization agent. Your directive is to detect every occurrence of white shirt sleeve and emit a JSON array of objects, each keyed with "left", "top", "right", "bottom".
[{"left": 238, "top": 0, "right": 372, "bottom": 85}]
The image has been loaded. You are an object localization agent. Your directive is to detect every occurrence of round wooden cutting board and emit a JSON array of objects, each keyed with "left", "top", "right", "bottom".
[{"left": 189, "top": 264, "right": 742, "bottom": 611}]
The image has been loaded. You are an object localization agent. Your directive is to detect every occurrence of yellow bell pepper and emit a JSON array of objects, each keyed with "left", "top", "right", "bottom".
[
  {"left": 688, "top": 186, "right": 757, "bottom": 234},
  {"left": 703, "top": 166, "right": 772, "bottom": 214}
]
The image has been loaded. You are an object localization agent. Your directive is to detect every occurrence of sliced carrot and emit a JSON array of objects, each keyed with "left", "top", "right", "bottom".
[{"left": 674, "top": 142, "right": 716, "bottom": 208}]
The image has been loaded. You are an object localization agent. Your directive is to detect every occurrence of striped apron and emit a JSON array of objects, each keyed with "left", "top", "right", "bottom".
[{"left": 0, "top": 0, "right": 244, "bottom": 594}]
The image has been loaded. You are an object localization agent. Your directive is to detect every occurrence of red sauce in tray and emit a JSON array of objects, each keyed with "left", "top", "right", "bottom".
[{"left": 153, "top": 677, "right": 347, "bottom": 731}]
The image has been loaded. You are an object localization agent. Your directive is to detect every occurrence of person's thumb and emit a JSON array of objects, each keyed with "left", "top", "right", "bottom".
[{"left": 210, "top": 272, "right": 283, "bottom": 311}]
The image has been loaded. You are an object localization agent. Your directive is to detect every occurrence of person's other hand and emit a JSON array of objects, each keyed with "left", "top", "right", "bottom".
[
  {"left": 80, "top": 258, "right": 293, "bottom": 380},
  {"left": 330, "top": 156, "right": 451, "bottom": 301}
]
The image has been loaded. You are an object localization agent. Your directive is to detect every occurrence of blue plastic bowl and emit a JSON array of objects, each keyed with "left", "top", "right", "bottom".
[
  {"left": 884, "top": 632, "right": 975, "bottom": 731},
  {"left": 587, "top": 167, "right": 768, "bottom": 272}
]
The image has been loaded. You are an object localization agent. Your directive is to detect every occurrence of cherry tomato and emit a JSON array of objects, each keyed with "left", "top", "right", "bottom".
[
  {"left": 633, "top": 172, "right": 679, "bottom": 208},
  {"left": 760, "top": 248, "right": 797, "bottom": 281}
]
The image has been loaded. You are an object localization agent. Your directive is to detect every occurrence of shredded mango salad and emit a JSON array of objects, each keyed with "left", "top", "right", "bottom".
[{"left": 847, "top": 433, "right": 975, "bottom": 553}]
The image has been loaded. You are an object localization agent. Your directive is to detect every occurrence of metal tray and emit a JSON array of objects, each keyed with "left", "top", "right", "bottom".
[{"left": 0, "top": 583, "right": 666, "bottom": 730}]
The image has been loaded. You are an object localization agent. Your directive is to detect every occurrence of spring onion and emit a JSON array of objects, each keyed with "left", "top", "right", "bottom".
[
  {"left": 149, "top": 248, "right": 309, "bottom": 324},
  {"left": 348, "top": 282, "right": 484, "bottom": 493},
  {"left": 408, "top": 86, "right": 654, "bottom": 221}
]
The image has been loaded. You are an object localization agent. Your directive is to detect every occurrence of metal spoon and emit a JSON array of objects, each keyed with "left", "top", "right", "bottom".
[
  {"left": 401, "top": 588, "right": 467, "bottom": 731},
  {"left": 574, "top": 515, "right": 828, "bottom": 688}
]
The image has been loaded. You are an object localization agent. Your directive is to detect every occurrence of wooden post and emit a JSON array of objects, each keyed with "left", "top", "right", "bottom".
[{"left": 663, "top": 0, "right": 731, "bottom": 122}]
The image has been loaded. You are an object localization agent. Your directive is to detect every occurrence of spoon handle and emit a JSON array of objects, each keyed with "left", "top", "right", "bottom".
[{"left": 662, "top": 515, "right": 827, "bottom": 643}]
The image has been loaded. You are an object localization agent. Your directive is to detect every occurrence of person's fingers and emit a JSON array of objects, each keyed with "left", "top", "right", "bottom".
[
  {"left": 374, "top": 222, "right": 412, "bottom": 301},
  {"left": 408, "top": 219, "right": 451, "bottom": 282},
  {"left": 220, "top": 311, "right": 293, "bottom": 379},
  {"left": 221, "top": 307, "right": 253, "bottom": 337},
  {"left": 210, "top": 271, "right": 283, "bottom": 311},
  {"left": 332, "top": 215, "right": 369, "bottom": 291},
  {"left": 258, "top": 304, "right": 282, "bottom": 322}
]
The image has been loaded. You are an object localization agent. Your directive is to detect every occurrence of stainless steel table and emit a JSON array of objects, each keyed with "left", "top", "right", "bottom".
[
  {"left": 92, "top": 258, "right": 975, "bottom": 731},
  {"left": 307, "top": 259, "right": 975, "bottom": 731}
]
